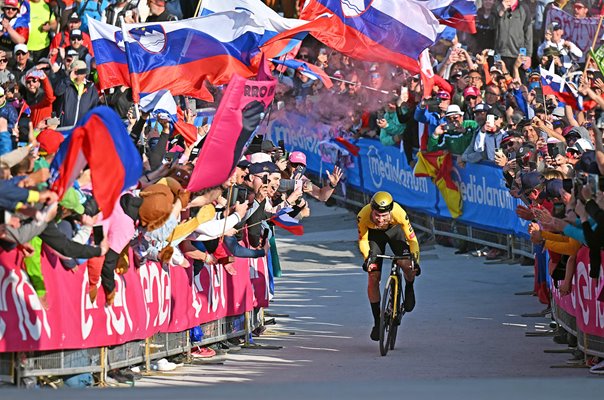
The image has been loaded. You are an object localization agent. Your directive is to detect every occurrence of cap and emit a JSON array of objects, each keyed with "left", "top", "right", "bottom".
[
  {"left": 333, "top": 70, "right": 344, "bottom": 79},
  {"left": 66, "top": 49, "right": 78, "bottom": 57},
  {"left": 463, "top": 86, "right": 480, "bottom": 98},
  {"left": 70, "top": 59, "right": 87, "bottom": 72},
  {"left": 574, "top": 1, "right": 586, "bottom": 7},
  {"left": 437, "top": 90, "right": 451, "bottom": 100},
  {"left": 249, "top": 152, "right": 272, "bottom": 164},
  {"left": 489, "top": 66, "right": 503, "bottom": 75},
  {"left": 261, "top": 139, "right": 278, "bottom": 153},
  {"left": 70, "top": 29, "right": 82, "bottom": 38},
  {"left": 520, "top": 171, "right": 544, "bottom": 192},
  {"left": 544, "top": 46, "right": 561, "bottom": 57},
  {"left": 69, "top": 12, "right": 81, "bottom": 21},
  {"left": 14, "top": 43, "right": 27, "bottom": 54},
  {"left": 550, "top": 22, "right": 563, "bottom": 31},
  {"left": 568, "top": 138, "right": 594, "bottom": 153},
  {"left": 445, "top": 104, "right": 464, "bottom": 117},
  {"left": 59, "top": 187, "right": 85, "bottom": 215},
  {"left": 552, "top": 107, "right": 565, "bottom": 118},
  {"left": 36, "top": 129, "right": 64, "bottom": 154},
  {"left": 542, "top": 179, "right": 565, "bottom": 200},
  {"left": 249, "top": 161, "right": 279, "bottom": 175},
  {"left": 139, "top": 184, "right": 174, "bottom": 231},
  {"left": 288, "top": 151, "right": 307, "bottom": 166},
  {"left": 45, "top": 116, "right": 60, "bottom": 126},
  {"left": 3, "top": 0, "right": 19, "bottom": 7},
  {"left": 486, "top": 105, "right": 504, "bottom": 118},
  {"left": 237, "top": 158, "right": 251, "bottom": 169},
  {"left": 474, "top": 103, "right": 490, "bottom": 113}
]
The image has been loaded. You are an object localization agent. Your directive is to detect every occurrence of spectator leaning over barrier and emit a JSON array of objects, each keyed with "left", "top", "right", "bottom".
[{"left": 428, "top": 104, "right": 478, "bottom": 155}]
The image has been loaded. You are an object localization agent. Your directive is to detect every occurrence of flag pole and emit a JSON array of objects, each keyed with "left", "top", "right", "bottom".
[
  {"left": 194, "top": 0, "right": 204, "bottom": 18},
  {"left": 584, "top": 15, "right": 604, "bottom": 77},
  {"left": 119, "top": 16, "right": 141, "bottom": 120}
]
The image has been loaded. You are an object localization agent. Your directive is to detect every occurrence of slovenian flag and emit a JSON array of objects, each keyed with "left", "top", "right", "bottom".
[
  {"left": 271, "top": 207, "right": 304, "bottom": 236},
  {"left": 270, "top": 58, "right": 333, "bottom": 88},
  {"left": 50, "top": 106, "right": 142, "bottom": 217},
  {"left": 413, "top": 0, "right": 477, "bottom": 33}
]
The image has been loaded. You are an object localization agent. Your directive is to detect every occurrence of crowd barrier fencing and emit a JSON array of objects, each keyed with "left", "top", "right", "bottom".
[
  {"left": 266, "top": 112, "right": 604, "bottom": 358},
  {"left": 0, "top": 240, "right": 270, "bottom": 385}
]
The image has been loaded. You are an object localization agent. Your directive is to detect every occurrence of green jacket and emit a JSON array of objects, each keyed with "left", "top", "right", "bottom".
[
  {"left": 379, "top": 107, "right": 408, "bottom": 146},
  {"left": 427, "top": 120, "right": 478, "bottom": 155}
]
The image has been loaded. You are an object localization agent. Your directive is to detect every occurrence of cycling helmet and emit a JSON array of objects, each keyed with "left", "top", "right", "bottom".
[{"left": 370, "top": 191, "right": 394, "bottom": 213}]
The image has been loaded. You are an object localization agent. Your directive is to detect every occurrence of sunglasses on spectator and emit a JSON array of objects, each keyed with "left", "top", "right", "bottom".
[
  {"left": 0, "top": 59, "right": 7, "bottom": 63},
  {"left": 298, "top": 53, "right": 309, "bottom": 60},
  {"left": 26, "top": 78, "right": 39, "bottom": 83},
  {"left": 2, "top": 7, "right": 18, "bottom": 11},
  {"left": 71, "top": 36, "right": 83, "bottom": 41},
  {"left": 15, "top": 51, "right": 27, "bottom": 56},
  {"left": 465, "top": 95, "right": 477, "bottom": 100}
]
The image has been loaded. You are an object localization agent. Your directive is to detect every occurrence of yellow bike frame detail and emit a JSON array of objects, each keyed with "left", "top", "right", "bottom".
[{"left": 387, "top": 274, "right": 400, "bottom": 320}]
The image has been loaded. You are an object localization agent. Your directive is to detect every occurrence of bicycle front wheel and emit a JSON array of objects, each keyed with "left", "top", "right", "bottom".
[{"left": 379, "top": 276, "right": 397, "bottom": 356}]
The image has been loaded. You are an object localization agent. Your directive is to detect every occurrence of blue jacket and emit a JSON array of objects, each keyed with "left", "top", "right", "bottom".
[{"left": 0, "top": 101, "right": 18, "bottom": 132}]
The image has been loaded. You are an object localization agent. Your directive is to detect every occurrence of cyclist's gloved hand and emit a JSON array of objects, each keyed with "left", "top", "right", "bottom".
[
  {"left": 414, "top": 263, "right": 421, "bottom": 277},
  {"left": 362, "top": 254, "right": 378, "bottom": 272}
]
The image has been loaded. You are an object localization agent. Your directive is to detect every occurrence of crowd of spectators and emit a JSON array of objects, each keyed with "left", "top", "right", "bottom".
[{"left": 0, "top": 0, "right": 601, "bottom": 373}]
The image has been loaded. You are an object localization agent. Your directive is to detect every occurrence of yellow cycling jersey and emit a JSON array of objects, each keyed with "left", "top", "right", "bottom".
[{"left": 357, "top": 202, "right": 420, "bottom": 263}]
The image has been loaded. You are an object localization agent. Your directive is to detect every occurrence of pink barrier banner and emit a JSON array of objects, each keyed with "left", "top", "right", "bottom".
[
  {"left": 551, "top": 247, "right": 604, "bottom": 337},
  {"left": 0, "top": 249, "right": 267, "bottom": 352}
]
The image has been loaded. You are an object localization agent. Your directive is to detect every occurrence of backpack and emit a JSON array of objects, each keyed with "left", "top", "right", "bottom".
[{"left": 77, "top": 0, "right": 106, "bottom": 33}]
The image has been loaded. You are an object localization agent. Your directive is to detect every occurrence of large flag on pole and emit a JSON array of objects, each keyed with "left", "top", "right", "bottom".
[
  {"left": 187, "top": 57, "right": 277, "bottom": 192},
  {"left": 413, "top": 0, "right": 477, "bottom": 33}
]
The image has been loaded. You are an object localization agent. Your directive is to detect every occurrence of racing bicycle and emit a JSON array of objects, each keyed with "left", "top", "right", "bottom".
[{"left": 376, "top": 253, "right": 418, "bottom": 356}]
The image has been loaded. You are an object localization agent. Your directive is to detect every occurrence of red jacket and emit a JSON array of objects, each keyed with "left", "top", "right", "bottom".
[{"left": 28, "top": 77, "right": 56, "bottom": 128}]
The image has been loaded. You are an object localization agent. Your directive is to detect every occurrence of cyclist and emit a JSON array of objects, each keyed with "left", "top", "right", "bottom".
[{"left": 357, "top": 191, "right": 420, "bottom": 341}]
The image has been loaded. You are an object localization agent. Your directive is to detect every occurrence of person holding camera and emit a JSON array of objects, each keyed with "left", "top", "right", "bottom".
[
  {"left": 428, "top": 104, "right": 478, "bottom": 155},
  {"left": 414, "top": 90, "right": 451, "bottom": 135},
  {"left": 461, "top": 106, "right": 505, "bottom": 165},
  {"left": 53, "top": 59, "right": 99, "bottom": 127}
]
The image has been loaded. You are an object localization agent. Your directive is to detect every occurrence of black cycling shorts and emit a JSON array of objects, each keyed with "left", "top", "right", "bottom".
[{"left": 367, "top": 225, "right": 410, "bottom": 272}]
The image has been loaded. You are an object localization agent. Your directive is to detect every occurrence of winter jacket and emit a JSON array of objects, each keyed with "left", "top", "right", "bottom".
[
  {"left": 53, "top": 74, "right": 99, "bottom": 127},
  {"left": 22, "top": 76, "right": 55, "bottom": 128},
  {"left": 494, "top": 2, "right": 533, "bottom": 58},
  {"left": 427, "top": 120, "right": 478, "bottom": 155},
  {"left": 379, "top": 108, "right": 407, "bottom": 146}
]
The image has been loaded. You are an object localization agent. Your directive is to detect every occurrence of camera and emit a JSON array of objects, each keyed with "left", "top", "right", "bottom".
[
  {"left": 225, "top": 185, "right": 250, "bottom": 205},
  {"left": 444, "top": 122, "right": 459, "bottom": 132},
  {"left": 424, "top": 97, "right": 441, "bottom": 113}
]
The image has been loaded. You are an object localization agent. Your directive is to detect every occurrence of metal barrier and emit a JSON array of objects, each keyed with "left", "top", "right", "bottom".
[{"left": 5, "top": 310, "right": 261, "bottom": 386}]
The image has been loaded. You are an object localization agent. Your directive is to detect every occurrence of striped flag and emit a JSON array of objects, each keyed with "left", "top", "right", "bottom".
[{"left": 271, "top": 207, "right": 304, "bottom": 236}]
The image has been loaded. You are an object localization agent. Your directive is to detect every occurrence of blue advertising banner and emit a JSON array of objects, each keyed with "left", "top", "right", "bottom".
[{"left": 266, "top": 113, "right": 529, "bottom": 238}]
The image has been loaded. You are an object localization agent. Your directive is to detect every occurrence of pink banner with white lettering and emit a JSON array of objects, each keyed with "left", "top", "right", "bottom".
[
  {"left": 0, "top": 249, "right": 266, "bottom": 352},
  {"left": 545, "top": 8, "right": 599, "bottom": 62},
  {"left": 551, "top": 247, "right": 604, "bottom": 337}
]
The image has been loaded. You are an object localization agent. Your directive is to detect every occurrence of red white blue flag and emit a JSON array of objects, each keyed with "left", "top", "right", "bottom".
[
  {"left": 50, "top": 106, "right": 142, "bottom": 217},
  {"left": 413, "top": 0, "right": 477, "bottom": 33},
  {"left": 265, "top": 0, "right": 439, "bottom": 77},
  {"left": 271, "top": 207, "right": 304, "bottom": 236},
  {"left": 270, "top": 58, "right": 333, "bottom": 88}
]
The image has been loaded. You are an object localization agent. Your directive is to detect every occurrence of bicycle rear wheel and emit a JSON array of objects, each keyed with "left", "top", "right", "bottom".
[
  {"left": 379, "top": 277, "right": 396, "bottom": 356},
  {"left": 389, "top": 300, "right": 403, "bottom": 350}
]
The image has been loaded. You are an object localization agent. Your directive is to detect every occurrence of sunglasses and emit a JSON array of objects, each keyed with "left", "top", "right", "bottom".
[
  {"left": 26, "top": 78, "right": 39, "bottom": 83},
  {"left": 0, "top": 59, "right": 7, "bottom": 63},
  {"left": 466, "top": 95, "right": 477, "bottom": 100},
  {"left": 2, "top": 7, "right": 18, "bottom": 11},
  {"left": 298, "top": 54, "right": 309, "bottom": 60},
  {"left": 15, "top": 51, "right": 27, "bottom": 56},
  {"left": 71, "top": 37, "right": 83, "bottom": 41}
]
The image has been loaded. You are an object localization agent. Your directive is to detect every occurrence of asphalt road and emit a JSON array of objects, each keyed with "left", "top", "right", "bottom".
[{"left": 3, "top": 201, "right": 601, "bottom": 398}]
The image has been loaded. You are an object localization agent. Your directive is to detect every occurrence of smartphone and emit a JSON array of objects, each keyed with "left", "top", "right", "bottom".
[
  {"left": 186, "top": 98, "right": 196, "bottom": 113},
  {"left": 92, "top": 225, "right": 104, "bottom": 245},
  {"left": 487, "top": 49, "right": 495, "bottom": 56},
  {"left": 486, "top": 114, "right": 495, "bottom": 125},
  {"left": 494, "top": 54, "right": 502, "bottom": 63},
  {"left": 495, "top": 148, "right": 504, "bottom": 157},
  {"left": 401, "top": 86, "right": 408, "bottom": 97},
  {"left": 588, "top": 174, "right": 599, "bottom": 194},
  {"left": 519, "top": 47, "right": 527, "bottom": 57},
  {"left": 294, "top": 179, "right": 304, "bottom": 192}
]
